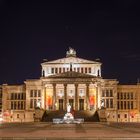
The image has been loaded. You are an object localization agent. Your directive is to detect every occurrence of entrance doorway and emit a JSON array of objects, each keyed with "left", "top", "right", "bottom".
[
  {"left": 79, "top": 99, "right": 84, "bottom": 110},
  {"left": 59, "top": 99, "right": 63, "bottom": 110},
  {"left": 69, "top": 99, "right": 74, "bottom": 110}
]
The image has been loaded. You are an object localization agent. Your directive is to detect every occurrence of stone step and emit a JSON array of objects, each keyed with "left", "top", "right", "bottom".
[{"left": 41, "top": 110, "right": 100, "bottom": 122}]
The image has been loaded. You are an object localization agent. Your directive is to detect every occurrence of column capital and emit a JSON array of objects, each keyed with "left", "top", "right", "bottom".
[
  {"left": 74, "top": 83, "right": 78, "bottom": 87},
  {"left": 52, "top": 83, "right": 56, "bottom": 87},
  {"left": 86, "top": 83, "right": 90, "bottom": 87},
  {"left": 64, "top": 83, "right": 67, "bottom": 87}
]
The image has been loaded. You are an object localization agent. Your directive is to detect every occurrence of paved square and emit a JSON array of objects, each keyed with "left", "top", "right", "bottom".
[{"left": 0, "top": 122, "right": 140, "bottom": 139}]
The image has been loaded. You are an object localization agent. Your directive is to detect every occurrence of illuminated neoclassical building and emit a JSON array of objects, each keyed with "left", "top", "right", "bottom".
[{"left": 0, "top": 48, "right": 140, "bottom": 122}]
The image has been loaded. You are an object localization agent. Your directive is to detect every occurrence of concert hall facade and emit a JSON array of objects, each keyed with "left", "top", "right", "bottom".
[{"left": 0, "top": 48, "right": 140, "bottom": 122}]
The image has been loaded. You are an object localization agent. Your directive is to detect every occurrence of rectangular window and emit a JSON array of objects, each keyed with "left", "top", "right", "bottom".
[
  {"left": 81, "top": 68, "right": 83, "bottom": 73},
  {"left": 11, "top": 93, "right": 14, "bottom": 100},
  {"left": 110, "top": 90, "right": 113, "bottom": 97},
  {"left": 131, "top": 92, "right": 133, "bottom": 99},
  {"left": 59, "top": 68, "right": 61, "bottom": 73},
  {"left": 30, "top": 99, "right": 33, "bottom": 108},
  {"left": 121, "top": 101, "right": 123, "bottom": 109},
  {"left": 124, "top": 93, "right": 126, "bottom": 99},
  {"left": 102, "top": 90, "right": 105, "bottom": 97},
  {"left": 88, "top": 67, "right": 91, "bottom": 73},
  {"left": 118, "top": 114, "right": 120, "bottom": 118},
  {"left": 18, "top": 93, "right": 20, "bottom": 100},
  {"left": 51, "top": 68, "right": 54, "bottom": 74},
  {"left": 106, "top": 99, "right": 109, "bottom": 108},
  {"left": 124, "top": 114, "right": 127, "bottom": 118},
  {"left": 15, "top": 93, "right": 17, "bottom": 100},
  {"left": 34, "top": 90, "right": 37, "bottom": 97},
  {"left": 131, "top": 101, "right": 133, "bottom": 109},
  {"left": 117, "top": 93, "right": 119, "bottom": 99},
  {"left": 17, "top": 114, "right": 19, "bottom": 118},
  {"left": 110, "top": 99, "right": 113, "bottom": 108},
  {"left": 11, "top": 102, "right": 14, "bottom": 109},
  {"left": 124, "top": 101, "right": 126, "bottom": 109},
  {"left": 121, "top": 92, "right": 123, "bottom": 99},
  {"left": 38, "top": 90, "right": 41, "bottom": 97},
  {"left": 14, "top": 102, "right": 16, "bottom": 110},
  {"left": 106, "top": 90, "right": 109, "bottom": 97},
  {"left": 85, "top": 68, "right": 87, "bottom": 73},
  {"left": 77, "top": 68, "right": 80, "bottom": 72},
  {"left": 127, "top": 93, "right": 130, "bottom": 99},
  {"left": 34, "top": 99, "right": 37, "bottom": 108},
  {"left": 128, "top": 101, "right": 130, "bottom": 109},
  {"left": 55, "top": 68, "right": 58, "bottom": 73},
  {"left": 21, "top": 102, "right": 23, "bottom": 110},
  {"left": 74, "top": 68, "right": 76, "bottom": 71},
  {"left": 21, "top": 93, "right": 24, "bottom": 100},
  {"left": 18, "top": 101, "right": 20, "bottom": 110},
  {"left": 63, "top": 68, "right": 65, "bottom": 72},
  {"left": 0, "top": 93, "right": 2, "bottom": 98},
  {"left": 30, "top": 90, "right": 33, "bottom": 97}
]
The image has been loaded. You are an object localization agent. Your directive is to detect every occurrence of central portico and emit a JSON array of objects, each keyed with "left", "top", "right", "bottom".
[{"left": 42, "top": 72, "right": 101, "bottom": 111}]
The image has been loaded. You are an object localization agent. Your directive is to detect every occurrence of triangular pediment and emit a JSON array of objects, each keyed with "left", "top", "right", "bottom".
[
  {"left": 47, "top": 71, "right": 97, "bottom": 78},
  {"left": 41, "top": 57, "right": 101, "bottom": 65}
]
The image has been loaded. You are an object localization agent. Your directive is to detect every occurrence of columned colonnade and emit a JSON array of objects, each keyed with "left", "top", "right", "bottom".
[{"left": 44, "top": 83, "right": 98, "bottom": 111}]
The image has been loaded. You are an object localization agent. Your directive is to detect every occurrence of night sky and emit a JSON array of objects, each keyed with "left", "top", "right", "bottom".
[{"left": 0, "top": 0, "right": 140, "bottom": 85}]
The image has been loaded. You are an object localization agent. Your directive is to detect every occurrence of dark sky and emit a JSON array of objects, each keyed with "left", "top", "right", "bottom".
[{"left": 0, "top": 0, "right": 140, "bottom": 84}]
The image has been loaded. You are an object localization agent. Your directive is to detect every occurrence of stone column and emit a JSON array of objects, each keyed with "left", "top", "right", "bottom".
[
  {"left": 75, "top": 84, "right": 78, "bottom": 110},
  {"left": 53, "top": 84, "right": 56, "bottom": 110},
  {"left": 64, "top": 84, "right": 67, "bottom": 110},
  {"left": 44, "top": 87, "right": 46, "bottom": 110},
  {"left": 96, "top": 86, "right": 98, "bottom": 110},
  {"left": 86, "top": 84, "right": 90, "bottom": 110}
]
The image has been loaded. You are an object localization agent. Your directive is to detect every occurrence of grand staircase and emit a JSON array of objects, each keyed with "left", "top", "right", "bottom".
[{"left": 41, "top": 110, "right": 100, "bottom": 122}]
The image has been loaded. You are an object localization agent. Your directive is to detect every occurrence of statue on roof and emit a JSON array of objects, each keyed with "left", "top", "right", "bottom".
[{"left": 66, "top": 47, "right": 76, "bottom": 57}]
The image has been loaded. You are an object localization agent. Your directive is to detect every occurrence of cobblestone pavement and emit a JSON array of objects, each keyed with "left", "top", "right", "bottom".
[{"left": 0, "top": 122, "right": 140, "bottom": 140}]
